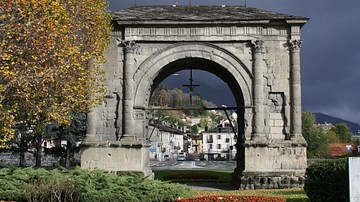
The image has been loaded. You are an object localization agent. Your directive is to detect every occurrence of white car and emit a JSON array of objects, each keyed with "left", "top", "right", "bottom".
[{"left": 177, "top": 153, "right": 186, "bottom": 161}]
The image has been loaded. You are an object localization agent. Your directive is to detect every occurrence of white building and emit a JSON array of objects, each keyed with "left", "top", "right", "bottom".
[
  {"left": 202, "top": 120, "right": 237, "bottom": 161},
  {"left": 148, "top": 124, "right": 185, "bottom": 161}
]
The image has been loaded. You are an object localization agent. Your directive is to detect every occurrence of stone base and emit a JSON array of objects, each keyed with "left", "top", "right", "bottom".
[
  {"left": 231, "top": 139, "right": 307, "bottom": 189},
  {"left": 238, "top": 172, "right": 306, "bottom": 190},
  {"left": 80, "top": 141, "right": 153, "bottom": 179}
]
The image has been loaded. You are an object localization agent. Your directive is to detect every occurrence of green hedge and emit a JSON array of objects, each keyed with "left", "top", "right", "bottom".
[
  {"left": 304, "top": 158, "right": 349, "bottom": 202},
  {"left": 0, "top": 167, "right": 193, "bottom": 202}
]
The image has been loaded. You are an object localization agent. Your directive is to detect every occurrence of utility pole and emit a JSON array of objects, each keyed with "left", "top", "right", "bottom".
[{"left": 189, "top": 0, "right": 191, "bottom": 6}]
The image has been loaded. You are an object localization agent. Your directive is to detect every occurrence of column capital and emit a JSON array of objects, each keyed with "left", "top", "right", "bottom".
[
  {"left": 251, "top": 40, "right": 265, "bottom": 54},
  {"left": 289, "top": 39, "right": 302, "bottom": 52},
  {"left": 121, "top": 40, "right": 139, "bottom": 53}
]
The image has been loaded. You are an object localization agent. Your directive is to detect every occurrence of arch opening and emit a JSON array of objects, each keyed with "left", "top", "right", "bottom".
[
  {"left": 151, "top": 58, "right": 243, "bottom": 108},
  {"left": 145, "top": 56, "right": 247, "bottom": 174}
]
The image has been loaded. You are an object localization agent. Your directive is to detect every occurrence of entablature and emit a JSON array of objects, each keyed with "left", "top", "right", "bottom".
[{"left": 118, "top": 25, "right": 292, "bottom": 41}]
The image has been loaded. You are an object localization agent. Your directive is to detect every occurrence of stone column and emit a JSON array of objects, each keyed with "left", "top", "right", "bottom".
[
  {"left": 122, "top": 40, "right": 137, "bottom": 140},
  {"left": 289, "top": 39, "right": 303, "bottom": 140},
  {"left": 85, "top": 108, "right": 98, "bottom": 142},
  {"left": 251, "top": 40, "right": 266, "bottom": 142}
]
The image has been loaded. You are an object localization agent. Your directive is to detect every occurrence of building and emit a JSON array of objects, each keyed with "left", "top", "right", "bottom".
[
  {"left": 191, "top": 134, "right": 203, "bottom": 154},
  {"left": 202, "top": 120, "right": 237, "bottom": 161},
  {"left": 329, "top": 143, "right": 357, "bottom": 157},
  {"left": 147, "top": 123, "right": 185, "bottom": 161}
]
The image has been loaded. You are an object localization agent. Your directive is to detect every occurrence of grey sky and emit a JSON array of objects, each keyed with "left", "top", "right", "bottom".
[{"left": 108, "top": 0, "right": 360, "bottom": 124}]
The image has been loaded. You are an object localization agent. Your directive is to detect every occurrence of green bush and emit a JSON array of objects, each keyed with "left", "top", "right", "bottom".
[
  {"left": 0, "top": 167, "right": 193, "bottom": 202},
  {"left": 304, "top": 158, "right": 349, "bottom": 202}
]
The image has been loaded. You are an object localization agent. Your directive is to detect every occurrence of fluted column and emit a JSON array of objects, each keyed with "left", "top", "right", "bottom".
[
  {"left": 289, "top": 39, "right": 303, "bottom": 140},
  {"left": 251, "top": 40, "right": 266, "bottom": 141},
  {"left": 122, "top": 40, "right": 137, "bottom": 139}
]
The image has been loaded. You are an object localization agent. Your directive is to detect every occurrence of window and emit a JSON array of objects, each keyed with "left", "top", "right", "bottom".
[
  {"left": 217, "top": 135, "right": 221, "bottom": 139},
  {"left": 209, "top": 144, "right": 213, "bottom": 149},
  {"left": 217, "top": 144, "right": 221, "bottom": 149},
  {"left": 225, "top": 138, "right": 230, "bottom": 143}
]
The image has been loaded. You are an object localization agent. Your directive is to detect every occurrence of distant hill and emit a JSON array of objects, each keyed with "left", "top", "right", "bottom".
[{"left": 314, "top": 112, "right": 360, "bottom": 135}]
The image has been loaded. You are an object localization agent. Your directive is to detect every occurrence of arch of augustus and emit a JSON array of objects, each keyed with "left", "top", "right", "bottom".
[{"left": 81, "top": 6, "right": 309, "bottom": 189}]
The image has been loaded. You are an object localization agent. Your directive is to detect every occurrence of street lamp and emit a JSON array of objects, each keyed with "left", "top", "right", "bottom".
[
  {"left": 147, "top": 115, "right": 169, "bottom": 143},
  {"left": 221, "top": 105, "right": 237, "bottom": 139},
  {"left": 228, "top": 132, "right": 234, "bottom": 161}
]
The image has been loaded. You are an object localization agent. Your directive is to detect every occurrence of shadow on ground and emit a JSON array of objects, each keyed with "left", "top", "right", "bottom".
[{"left": 185, "top": 182, "right": 236, "bottom": 191}]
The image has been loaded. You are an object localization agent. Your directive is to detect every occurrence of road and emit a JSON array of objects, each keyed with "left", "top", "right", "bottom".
[{"left": 150, "top": 160, "right": 236, "bottom": 171}]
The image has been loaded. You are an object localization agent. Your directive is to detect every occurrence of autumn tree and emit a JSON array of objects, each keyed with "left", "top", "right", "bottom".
[{"left": 0, "top": 0, "right": 111, "bottom": 166}]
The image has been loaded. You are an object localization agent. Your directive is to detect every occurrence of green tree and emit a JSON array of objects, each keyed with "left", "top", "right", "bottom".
[
  {"left": 325, "top": 129, "right": 341, "bottom": 143},
  {"left": 199, "top": 117, "right": 209, "bottom": 128},
  {"left": 331, "top": 123, "right": 352, "bottom": 143},
  {"left": 189, "top": 125, "right": 199, "bottom": 135},
  {"left": 302, "top": 111, "right": 330, "bottom": 158},
  {"left": 164, "top": 110, "right": 185, "bottom": 127},
  {"left": 0, "top": 0, "right": 111, "bottom": 165}
]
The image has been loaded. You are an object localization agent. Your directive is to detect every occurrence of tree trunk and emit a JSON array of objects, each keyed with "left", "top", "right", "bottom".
[
  {"left": 65, "top": 145, "right": 70, "bottom": 167},
  {"left": 19, "top": 137, "right": 27, "bottom": 167},
  {"left": 19, "top": 150, "right": 26, "bottom": 167},
  {"left": 34, "top": 135, "right": 42, "bottom": 167},
  {"left": 64, "top": 137, "right": 75, "bottom": 167}
]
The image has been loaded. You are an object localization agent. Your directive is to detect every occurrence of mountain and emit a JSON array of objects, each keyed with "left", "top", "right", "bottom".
[{"left": 314, "top": 112, "right": 360, "bottom": 135}]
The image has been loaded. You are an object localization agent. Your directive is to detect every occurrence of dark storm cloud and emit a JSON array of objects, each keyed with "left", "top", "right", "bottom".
[{"left": 109, "top": 0, "right": 360, "bottom": 124}]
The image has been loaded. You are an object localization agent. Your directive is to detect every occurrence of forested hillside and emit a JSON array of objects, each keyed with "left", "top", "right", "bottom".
[{"left": 150, "top": 85, "right": 217, "bottom": 117}]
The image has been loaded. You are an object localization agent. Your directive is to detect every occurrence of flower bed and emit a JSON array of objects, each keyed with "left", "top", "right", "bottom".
[
  {"left": 164, "top": 173, "right": 219, "bottom": 180},
  {"left": 175, "top": 195, "right": 286, "bottom": 202}
]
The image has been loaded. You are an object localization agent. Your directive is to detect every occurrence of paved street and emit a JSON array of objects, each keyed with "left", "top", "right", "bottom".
[{"left": 150, "top": 160, "right": 236, "bottom": 171}]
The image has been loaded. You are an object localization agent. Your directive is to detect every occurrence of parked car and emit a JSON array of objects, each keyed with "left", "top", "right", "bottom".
[{"left": 177, "top": 152, "right": 186, "bottom": 161}]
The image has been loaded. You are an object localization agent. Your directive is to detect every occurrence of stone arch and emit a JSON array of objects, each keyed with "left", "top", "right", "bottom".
[
  {"left": 133, "top": 42, "right": 253, "bottom": 109},
  {"left": 82, "top": 6, "right": 308, "bottom": 189}
]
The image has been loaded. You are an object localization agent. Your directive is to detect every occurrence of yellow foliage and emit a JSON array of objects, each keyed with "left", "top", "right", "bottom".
[{"left": 0, "top": 0, "right": 111, "bottom": 146}]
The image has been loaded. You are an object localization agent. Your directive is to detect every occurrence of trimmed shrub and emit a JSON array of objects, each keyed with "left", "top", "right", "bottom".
[
  {"left": 304, "top": 158, "right": 349, "bottom": 202},
  {"left": 0, "top": 167, "right": 193, "bottom": 202}
]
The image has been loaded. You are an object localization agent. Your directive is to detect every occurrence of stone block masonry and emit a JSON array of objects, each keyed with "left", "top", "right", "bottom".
[{"left": 83, "top": 5, "right": 309, "bottom": 189}]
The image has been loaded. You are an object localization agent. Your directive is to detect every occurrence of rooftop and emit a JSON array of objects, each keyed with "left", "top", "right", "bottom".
[{"left": 113, "top": 5, "right": 308, "bottom": 23}]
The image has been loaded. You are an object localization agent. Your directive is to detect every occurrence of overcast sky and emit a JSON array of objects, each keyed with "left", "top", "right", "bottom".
[{"left": 108, "top": 0, "right": 360, "bottom": 124}]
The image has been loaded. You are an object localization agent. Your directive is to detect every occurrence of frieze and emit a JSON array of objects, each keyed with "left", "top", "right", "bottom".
[{"left": 124, "top": 26, "right": 288, "bottom": 37}]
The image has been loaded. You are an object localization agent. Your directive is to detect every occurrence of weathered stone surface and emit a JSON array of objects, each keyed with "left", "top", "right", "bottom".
[
  {"left": 0, "top": 152, "right": 80, "bottom": 167},
  {"left": 83, "top": 5, "right": 308, "bottom": 189},
  {"left": 81, "top": 142, "right": 152, "bottom": 178}
]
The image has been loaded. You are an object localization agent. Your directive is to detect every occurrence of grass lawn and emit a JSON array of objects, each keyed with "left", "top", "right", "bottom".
[{"left": 154, "top": 170, "right": 310, "bottom": 202}]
